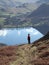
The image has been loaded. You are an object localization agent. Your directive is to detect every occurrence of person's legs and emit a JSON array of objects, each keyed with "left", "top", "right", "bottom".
[{"left": 28, "top": 39, "right": 30, "bottom": 44}]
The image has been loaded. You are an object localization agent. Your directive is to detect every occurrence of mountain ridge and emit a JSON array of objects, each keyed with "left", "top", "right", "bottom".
[
  {"left": 37, "top": 0, "right": 49, "bottom": 4},
  {"left": 28, "top": 4, "right": 49, "bottom": 17},
  {"left": 0, "top": 43, "right": 7, "bottom": 46},
  {"left": 24, "top": 3, "right": 49, "bottom": 34}
]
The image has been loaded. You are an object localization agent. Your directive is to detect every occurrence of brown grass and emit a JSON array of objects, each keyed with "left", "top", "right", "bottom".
[
  {"left": 0, "top": 33, "right": 49, "bottom": 65},
  {"left": 0, "top": 46, "right": 18, "bottom": 65}
]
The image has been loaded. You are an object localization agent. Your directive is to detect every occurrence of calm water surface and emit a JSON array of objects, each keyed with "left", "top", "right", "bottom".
[{"left": 0, "top": 27, "right": 43, "bottom": 45}]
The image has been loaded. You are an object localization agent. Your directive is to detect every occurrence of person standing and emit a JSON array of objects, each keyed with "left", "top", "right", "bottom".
[{"left": 27, "top": 34, "right": 30, "bottom": 44}]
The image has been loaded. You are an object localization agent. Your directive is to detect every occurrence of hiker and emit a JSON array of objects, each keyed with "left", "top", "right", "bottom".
[{"left": 27, "top": 34, "right": 30, "bottom": 44}]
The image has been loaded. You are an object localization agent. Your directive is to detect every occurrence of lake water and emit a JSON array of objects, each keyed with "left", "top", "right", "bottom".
[{"left": 0, "top": 27, "right": 43, "bottom": 45}]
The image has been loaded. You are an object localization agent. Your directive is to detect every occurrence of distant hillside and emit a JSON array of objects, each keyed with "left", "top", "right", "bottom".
[
  {"left": 0, "top": 32, "right": 49, "bottom": 65},
  {"left": 29, "top": 4, "right": 49, "bottom": 17},
  {"left": 0, "top": 43, "right": 7, "bottom": 46},
  {"left": 0, "top": 1, "right": 39, "bottom": 29},
  {"left": 34, "top": 32, "right": 49, "bottom": 43},
  {"left": 0, "top": 0, "right": 39, "bottom": 14},
  {"left": 0, "top": 0, "right": 22, "bottom": 7},
  {"left": 22, "top": 4, "right": 49, "bottom": 34},
  {"left": 37, "top": 0, "right": 49, "bottom": 4}
]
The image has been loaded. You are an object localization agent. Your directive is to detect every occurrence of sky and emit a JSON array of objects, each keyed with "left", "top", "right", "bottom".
[{"left": 15, "top": 0, "right": 38, "bottom": 3}]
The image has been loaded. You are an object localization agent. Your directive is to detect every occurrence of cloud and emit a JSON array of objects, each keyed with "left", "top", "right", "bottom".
[
  {"left": 18, "top": 31, "right": 21, "bottom": 35},
  {"left": 33, "top": 31, "right": 39, "bottom": 35},
  {"left": 0, "top": 30, "right": 8, "bottom": 36},
  {"left": 25, "top": 28, "right": 41, "bottom": 36},
  {"left": 26, "top": 28, "right": 34, "bottom": 33}
]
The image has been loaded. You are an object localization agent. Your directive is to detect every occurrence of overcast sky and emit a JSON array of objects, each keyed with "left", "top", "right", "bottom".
[{"left": 16, "top": 0, "right": 38, "bottom": 3}]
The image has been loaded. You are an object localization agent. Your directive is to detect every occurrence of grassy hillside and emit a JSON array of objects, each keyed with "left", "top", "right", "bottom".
[
  {"left": 0, "top": 1, "right": 39, "bottom": 28},
  {"left": 0, "top": 32, "right": 49, "bottom": 65}
]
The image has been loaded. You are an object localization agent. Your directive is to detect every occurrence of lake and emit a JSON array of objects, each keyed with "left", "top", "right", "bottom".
[{"left": 0, "top": 27, "right": 43, "bottom": 45}]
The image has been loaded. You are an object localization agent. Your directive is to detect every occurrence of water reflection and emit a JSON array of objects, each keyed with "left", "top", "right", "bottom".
[
  {"left": 0, "top": 28, "right": 43, "bottom": 45},
  {"left": 0, "top": 30, "right": 8, "bottom": 36}
]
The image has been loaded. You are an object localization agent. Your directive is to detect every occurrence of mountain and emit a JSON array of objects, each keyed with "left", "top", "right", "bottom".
[
  {"left": 0, "top": 0, "right": 39, "bottom": 28},
  {"left": 16, "top": 3, "right": 39, "bottom": 12},
  {"left": 29, "top": 4, "right": 49, "bottom": 17},
  {"left": 0, "top": 32, "right": 49, "bottom": 65},
  {"left": 22, "top": 4, "right": 49, "bottom": 34},
  {"left": 0, "top": 0, "right": 24, "bottom": 15},
  {"left": 0, "top": 3, "right": 49, "bottom": 35},
  {"left": 34, "top": 32, "right": 49, "bottom": 43},
  {"left": 37, "top": 0, "right": 49, "bottom": 4},
  {"left": 0, "top": 43, "right": 7, "bottom": 46},
  {"left": 0, "top": 0, "right": 38, "bottom": 14},
  {"left": 0, "top": 0, "right": 39, "bottom": 19},
  {"left": 0, "top": 0, "right": 23, "bottom": 7},
  {"left": 2, "top": 3, "right": 49, "bottom": 35}
]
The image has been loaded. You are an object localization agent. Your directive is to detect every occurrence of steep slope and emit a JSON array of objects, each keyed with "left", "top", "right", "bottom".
[
  {"left": 0, "top": 32, "right": 49, "bottom": 65},
  {"left": 24, "top": 4, "right": 49, "bottom": 34},
  {"left": 29, "top": 4, "right": 49, "bottom": 17},
  {"left": 37, "top": 0, "right": 49, "bottom": 4}
]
